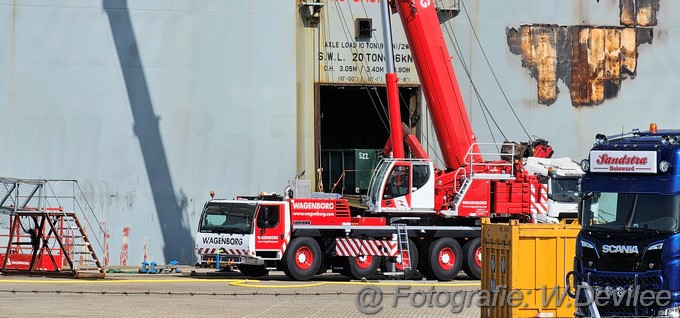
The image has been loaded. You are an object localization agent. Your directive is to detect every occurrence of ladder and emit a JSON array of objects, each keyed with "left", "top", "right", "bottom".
[
  {"left": 396, "top": 223, "right": 411, "bottom": 271},
  {"left": 452, "top": 176, "right": 472, "bottom": 212},
  {"left": 383, "top": 224, "right": 411, "bottom": 277},
  {"left": 441, "top": 176, "right": 473, "bottom": 217},
  {"left": 59, "top": 211, "right": 106, "bottom": 277},
  {"left": 0, "top": 178, "right": 106, "bottom": 278},
  {"left": 2, "top": 210, "right": 105, "bottom": 278}
]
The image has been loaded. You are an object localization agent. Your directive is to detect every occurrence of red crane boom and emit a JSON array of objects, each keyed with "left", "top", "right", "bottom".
[{"left": 388, "top": 0, "right": 480, "bottom": 169}]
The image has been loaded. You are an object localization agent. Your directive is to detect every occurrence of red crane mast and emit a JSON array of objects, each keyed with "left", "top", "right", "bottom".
[{"left": 384, "top": 0, "right": 480, "bottom": 169}]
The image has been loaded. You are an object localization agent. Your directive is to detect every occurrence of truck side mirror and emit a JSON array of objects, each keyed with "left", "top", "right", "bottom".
[
  {"left": 257, "top": 206, "right": 270, "bottom": 228},
  {"left": 257, "top": 216, "right": 268, "bottom": 235}
]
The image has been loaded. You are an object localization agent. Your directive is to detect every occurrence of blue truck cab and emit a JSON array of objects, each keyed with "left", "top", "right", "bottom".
[{"left": 570, "top": 124, "right": 680, "bottom": 317}]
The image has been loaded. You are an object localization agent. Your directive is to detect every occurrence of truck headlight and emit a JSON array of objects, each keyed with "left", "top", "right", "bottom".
[
  {"left": 580, "top": 159, "right": 590, "bottom": 172},
  {"left": 580, "top": 240, "right": 595, "bottom": 249},
  {"left": 648, "top": 242, "right": 664, "bottom": 251},
  {"left": 660, "top": 160, "right": 671, "bottom": 173}
]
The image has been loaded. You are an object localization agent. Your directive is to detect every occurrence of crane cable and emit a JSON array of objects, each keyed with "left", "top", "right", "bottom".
[
  {"left": 443, "top": 24, "right": 507, "bottom": 144},
  {"left": 437, "top": 4, "right": 508, "bottom": 143},
  {"left": 336, "top": 1, "right": 446, "bottom": 164},
  {"left": 330, "top": 0, "right": 530, "bottom": 143},
  {"left": 459, "top": 0, "right": 533, "bottom": 142},
  {"left": 332, "top": 0, "right": 391, "bottom": 132},
  {"left": 398, "top": 91, "right": 447, "bottom": 164},
  {"left": 438, "top": 7, "right": 500, "bottom": 145},
  {"left": 328, "top": 2, "right": 452, "bottom": 165}
]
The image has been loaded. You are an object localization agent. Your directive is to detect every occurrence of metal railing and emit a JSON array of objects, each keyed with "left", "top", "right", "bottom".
[
  {"left": 0, "top": 178, "right": 105, "bottom": 262},
  {"left": 463, "top": 142, "right": 517, "bottom": 179}
]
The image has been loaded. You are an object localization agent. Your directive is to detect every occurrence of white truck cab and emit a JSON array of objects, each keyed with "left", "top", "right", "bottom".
[{"left": 524, "top": 157, "right": 584, "bottom": 220}]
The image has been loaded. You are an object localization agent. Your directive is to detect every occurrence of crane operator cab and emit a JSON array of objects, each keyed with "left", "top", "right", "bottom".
[
  {"left": 384, "top": 166, "right": 409, "bottom": 198},
  {"left": 366, "top": 158, "right": 436, "bottom": 214}
]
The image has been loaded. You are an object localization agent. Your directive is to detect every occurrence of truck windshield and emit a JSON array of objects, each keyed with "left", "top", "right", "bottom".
[
  {"left": 367, "top": 160, "right": 390, "bottom": 207},
  {"left": 581, "top": 192, "right": 680, "bottom": 232},
  {"left": 198, "top": 202, "right": 256, "bottom": 234},
  {"left": 550, "top": 177, "right": 580, "bottom": 203}
]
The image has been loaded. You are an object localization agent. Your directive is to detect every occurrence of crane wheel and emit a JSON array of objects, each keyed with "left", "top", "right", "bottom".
[
  {"left": 462, "top": 238, "right": 482, "bottom": 279},
  {"left": 426, "top": 238, "right": 463, "bottom": 281},
  {"left": 344, "top": 255, "right": 381, "bottom": 279},
  {"left": 382, "top": 239, "right": 419, "bottom": 279},
  {"left": 281, "top": 237, "right": 322, "bottom": 281},
  {"left": 236, "top": 264, "right": 269, "bottom": 277}
]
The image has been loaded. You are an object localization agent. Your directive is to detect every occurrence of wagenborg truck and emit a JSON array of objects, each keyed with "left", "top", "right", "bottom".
[
  {"left": 569, "top": 124, "right": 680, "bottom": 317},
  {"left": 196, "top": 191, "right": 484, "bottom": 280}
]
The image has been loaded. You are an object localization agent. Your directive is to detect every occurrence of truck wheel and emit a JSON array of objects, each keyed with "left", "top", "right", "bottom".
[
  {"left": 281, "top": 237, "right": 322, "bottom": 281},
  {"left": 236, "top": 264, "right": 269, "bottom": 277},
  {"left": 383, "top": 239, "right": 419, "bottom": 279},
  {"left": 462, "top": 238, "right": 482, "bottom": 279},
  {"left": 427, "top": 238, "right": 463, "bottom": 281},
  {"left": 345, "top": 255, "right": 381, "bottom": 279}
]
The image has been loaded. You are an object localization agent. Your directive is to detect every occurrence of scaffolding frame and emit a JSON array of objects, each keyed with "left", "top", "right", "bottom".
[{"left": 0, "top": 178, "right": 106, "bottom": 278}]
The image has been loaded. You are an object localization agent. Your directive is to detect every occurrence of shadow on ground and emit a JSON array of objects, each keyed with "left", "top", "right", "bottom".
[{"left": 186, "top": 267, "right": 478, "bottom": 282}]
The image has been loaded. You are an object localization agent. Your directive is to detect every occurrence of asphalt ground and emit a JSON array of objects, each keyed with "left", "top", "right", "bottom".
[{"left": 0, "top": 267, "right": 482, "bottom": 318}]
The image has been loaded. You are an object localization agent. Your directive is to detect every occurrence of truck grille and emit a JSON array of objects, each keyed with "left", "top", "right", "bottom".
[
  {"left": 334, "top": 200, "right": 350, "bottom": 217},
  {"left": 580, "top": 272, "right": 662, "bottom": 317}
]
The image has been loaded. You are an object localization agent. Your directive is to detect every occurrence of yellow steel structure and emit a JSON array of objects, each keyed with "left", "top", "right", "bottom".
[{"left": 481, "top": 218, "right": 580, "bottom": 318}]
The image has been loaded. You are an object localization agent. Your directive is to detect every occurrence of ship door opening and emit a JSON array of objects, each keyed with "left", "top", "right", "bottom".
[{"left": 317, "top": 84, "right": 420, "bottom": 195}]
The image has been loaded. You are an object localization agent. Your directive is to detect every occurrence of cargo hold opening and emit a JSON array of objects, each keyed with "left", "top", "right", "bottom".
[{"left": 317, "top": 84, "right": 420, "bottom": 195}]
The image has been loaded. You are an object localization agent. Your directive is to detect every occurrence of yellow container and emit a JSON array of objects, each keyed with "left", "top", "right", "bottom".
[{"left": 480, "top": 219, "right": 581, "bottom": 318}]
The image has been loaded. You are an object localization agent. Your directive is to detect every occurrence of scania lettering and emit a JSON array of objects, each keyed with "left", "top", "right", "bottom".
[
  {"left": 601, "top": 245, "right": 639, "bottom": 254},
  {"left": 568, "top": 124, "right": 680, "bottom": 317}
]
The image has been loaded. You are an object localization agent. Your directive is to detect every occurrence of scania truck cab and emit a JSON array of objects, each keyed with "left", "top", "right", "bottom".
[{"left": 569, "top": 124, "right": 680, "bottom": 317}]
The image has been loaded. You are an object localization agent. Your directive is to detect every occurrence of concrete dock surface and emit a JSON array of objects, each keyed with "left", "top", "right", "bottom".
[{"left": 0, "top": 267, "right": 482, "bottom": 318}]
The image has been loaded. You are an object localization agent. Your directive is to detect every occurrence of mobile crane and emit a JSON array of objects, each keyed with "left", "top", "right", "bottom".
[{"left": 195, "top": 0, "right": 552, "bottom": 281}]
